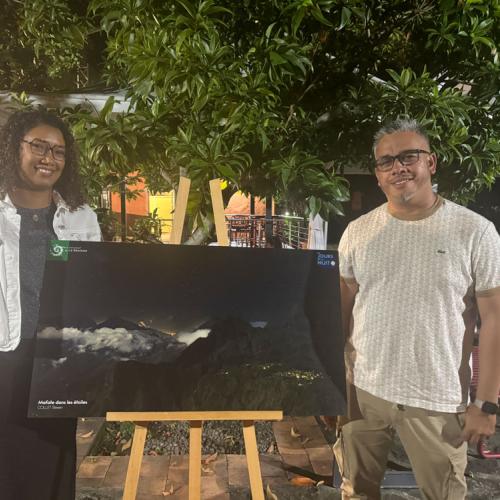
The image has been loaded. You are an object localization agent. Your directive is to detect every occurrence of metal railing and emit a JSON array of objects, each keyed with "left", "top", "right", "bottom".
[{"left": 226, "top": 214, "right": 309, "bottom": 249}]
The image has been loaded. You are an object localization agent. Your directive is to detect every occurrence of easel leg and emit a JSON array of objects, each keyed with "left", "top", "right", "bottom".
[
  {"left": 189, "top": 420, "right": 203, "bottom": 500},
  {"left": 242, "top": 420, "right": 265, "bottom": 500},
  {"left": 123, "top": 422, "right": 148, "bottom": 500}
]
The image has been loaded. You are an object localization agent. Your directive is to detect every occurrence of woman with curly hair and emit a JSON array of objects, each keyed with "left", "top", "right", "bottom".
[{"left": 0, "top": 109, "right": 101, "bottom": 499}]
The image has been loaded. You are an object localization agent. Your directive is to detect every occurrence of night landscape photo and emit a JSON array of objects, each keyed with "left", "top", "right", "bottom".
[{"left": 29, "top": 242, "right": 346, "bottom": 417}]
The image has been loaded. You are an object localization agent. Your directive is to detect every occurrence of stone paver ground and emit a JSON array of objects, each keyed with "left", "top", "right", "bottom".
[
  {"left": 76, "top": 416, "right": 500, "bottom": 499},
  {"left": 76, "top": 416, "right": 336, "bottom": 499}
]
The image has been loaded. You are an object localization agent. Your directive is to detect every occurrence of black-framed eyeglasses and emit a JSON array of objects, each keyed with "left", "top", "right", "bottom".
[
  {"left": 375, "top": 149, "right": 431, "bottom": 172},
  {"left": 21, "top": 138, "right": 66, "bottom": 162}
]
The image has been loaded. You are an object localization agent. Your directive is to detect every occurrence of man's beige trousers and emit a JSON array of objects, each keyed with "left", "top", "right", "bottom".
[{"left": 333, "top": 387, "right": 467, "bottom": 500}]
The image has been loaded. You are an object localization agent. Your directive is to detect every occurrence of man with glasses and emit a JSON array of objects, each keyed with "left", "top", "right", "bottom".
[{"left": 335, "top": 118, "right": 500, "bottom": 499}]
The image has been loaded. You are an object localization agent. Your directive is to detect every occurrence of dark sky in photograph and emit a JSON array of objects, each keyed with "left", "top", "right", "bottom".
[{"left": 39, "top": 243, "right": 341, "bottom": 335}]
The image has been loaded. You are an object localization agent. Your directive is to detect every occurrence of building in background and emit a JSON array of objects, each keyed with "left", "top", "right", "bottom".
[{"left": 106, "top": 176, "right": 175, "bottom": 242}]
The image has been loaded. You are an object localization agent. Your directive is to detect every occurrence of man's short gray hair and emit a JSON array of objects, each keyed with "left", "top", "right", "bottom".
[{"left": 373, "top": 118, "right": 430, "bottom": 155}]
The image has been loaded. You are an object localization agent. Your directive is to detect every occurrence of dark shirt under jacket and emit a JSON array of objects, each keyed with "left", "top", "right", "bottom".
[{"left": 17, "top": 204, "right": 56, "bottom": 339}]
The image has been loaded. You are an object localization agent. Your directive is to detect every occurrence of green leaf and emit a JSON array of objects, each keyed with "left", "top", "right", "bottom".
[
  {"left": 270, "top": 51, "right": 288, "bottom": 65},
  {"left": 176, "top": 0, "right": 196, "bottom": 18},
  {"left": 265, "top": 22, "right": 276, "bottom": 40},
  {"left": 216, "top": 164, "right": 236, "bottom": 179},
  {"left": 292, "top": 7, "right": 306, "bottom": 36},
  {"left": 308, "top": 196, "right": 317, "bottom": 214},
  {"left": 193, "top": 93, "right": 209, "bottom": 112},
  {"left": 399, "top": 68, "right": 413, "bottom": 88},
  {"left": 177, "top": 127, "right": 190, "bottom": 143},
  {"left": 281, "top": 166, "right": 292, "bottom": 186},
  {"left": 339, "top": 7, "right": 352, "bottom": 30},
  {"left": 101, "top": 97, "right": 115, "bottom": 124},
  {"left": 386, "top": 68, "right": 401, "bottom": 83},
  {"left": 151, "top": 99, "right": 160, "bottom": 118},
  {"left": 176, "top": 29, "right": 193, "bottom": 53},
  {"left": 310, "top": 6, "right": 333, "bottom": 27},
  {"left": 108, "top": 140, "right": 123, "bottom": 157},
  {"left": 259, "top": 129, "right": 270, "bottom": 152},
  {"left": 473, "top": 36, "right": 495, "bottom": 49}
]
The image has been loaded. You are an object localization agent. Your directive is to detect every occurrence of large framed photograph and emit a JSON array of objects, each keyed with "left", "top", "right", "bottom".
[{"left": 28, "top": 241, "right": 346, "bottom": 417}]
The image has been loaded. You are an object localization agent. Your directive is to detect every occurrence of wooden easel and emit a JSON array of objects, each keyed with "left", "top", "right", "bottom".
[
  {"left": 107, "top": 178, "right": 283, "bottom": 499},
  {"left": 106, "top": 411, "right": 283, "bottom": 499}
]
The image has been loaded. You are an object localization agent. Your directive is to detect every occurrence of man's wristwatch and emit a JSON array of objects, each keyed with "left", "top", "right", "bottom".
[{"left": 473, "top": 399, "right": 499, "bottom": 415}]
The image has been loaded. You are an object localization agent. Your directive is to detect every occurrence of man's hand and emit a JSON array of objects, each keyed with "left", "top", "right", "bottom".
[{"left": 461, "top": 404, "right": 497, "bottom": 445}]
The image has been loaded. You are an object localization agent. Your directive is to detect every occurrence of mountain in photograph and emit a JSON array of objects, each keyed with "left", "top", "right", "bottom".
[{"left": 30, "top": 309, "right": 345, "bottom": 417}]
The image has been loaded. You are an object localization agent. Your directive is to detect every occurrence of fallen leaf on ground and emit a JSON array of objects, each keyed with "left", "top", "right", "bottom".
[
  {"left": 290, "top": 427, "right": 301, "bottom": 438},
  {"left": 148, "top": 450, "right": 158, "bottom": 456},
  {"left": 121, "top": 439, "right": 132, "bottom": 452},
  {"left": 162, "top": 483, "right": 174, "bottom": 496},
  {"left": 203, "top": 452, "right": 218, "bottom": 465},
  {"left": 267, "top": 443, "right": 275, "bottom": 453},
  {"left": 201, "top": 466, "right": 214, "bottom": 474},
  {"left": 78, "top": 430, "right": 95, "bottom": 439},
  {"left": 265, "top": 483, "right": 278, "bottom": 500},
  {"left": 290, "top": 476, "right": 316, "bottom": 486}
]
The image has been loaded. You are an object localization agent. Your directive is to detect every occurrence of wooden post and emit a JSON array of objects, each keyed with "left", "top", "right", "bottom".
[
  {"left": 170, "top": 176, "right": 191, "bottom": 244},
  {"left": 122, "top": 422, "right": 148, "bottom": 500},
  {"left": 106, "top": 411, "right": 283, "bottom": 500},
  {"left": 188, "top": 420, "right": 203, "bottom": 499},
  {"left": 243, "top": 420, "right": 265, "bottom": 500},
  {"left": 209, "top": 178, "right": 230, "bottom": 246},
  {"left": 265, "top": 195, "right": 273, "bottom": 243},
  {"left": 120, "top": 178, "right": 127, "bottom": 241}
]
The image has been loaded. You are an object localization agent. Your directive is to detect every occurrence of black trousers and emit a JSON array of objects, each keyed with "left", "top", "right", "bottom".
[{"left": 0, "top": 340, "right": 76, "bottom": 500}]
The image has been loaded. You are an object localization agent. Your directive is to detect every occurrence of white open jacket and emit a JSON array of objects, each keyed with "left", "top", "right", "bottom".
[{"left": 0, "top": 192, "right": 101, "bottom": 351}]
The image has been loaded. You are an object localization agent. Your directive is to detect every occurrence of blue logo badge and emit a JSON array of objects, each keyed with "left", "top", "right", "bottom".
[{"left": 317, "top": 253, "right": 336, "bottom": 268}]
